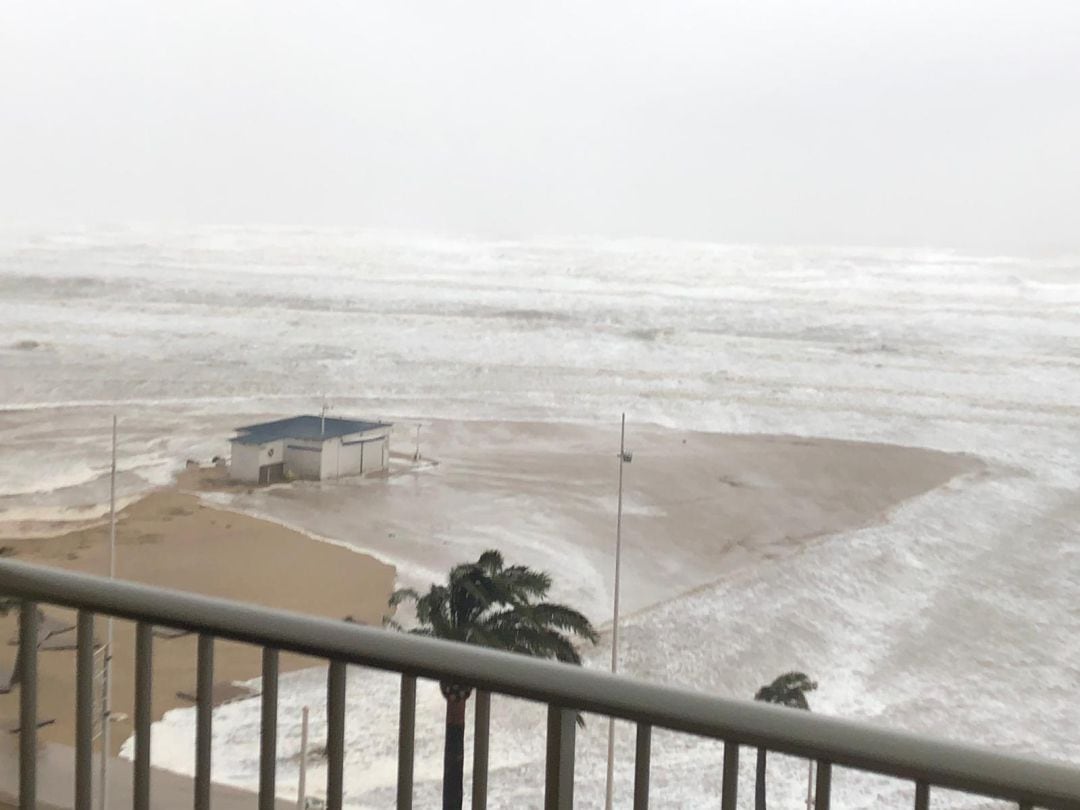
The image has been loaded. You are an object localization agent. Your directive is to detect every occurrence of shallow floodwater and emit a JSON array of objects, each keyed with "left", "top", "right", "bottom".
[{"left": 2, "top": 226, "right": 1078, "bottom": 807}]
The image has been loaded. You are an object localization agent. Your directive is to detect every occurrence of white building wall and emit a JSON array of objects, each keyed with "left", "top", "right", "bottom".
[
  {"left": 320, "top": 437, "right": 341, "bottom": 479},
  {"left": 361, "top": 437, "right": 383, "bottom": 474},
  {"left": 229, "top": 439, "right": 285, "bottom": 482},
  {"left": 338, "top": 427, "right": 391, "bottom": 477},
  {"left": 284, "top": 439, "right": 323, "bottom": 480},
  {"left": 229, "top": 442, "right": 261, "bottom": 482},
  {"left": 337, "top": 436, "right": 365, "bottom": 477},
  {"left": 232, "top": 423, "right": 391, "bottom": 483}
]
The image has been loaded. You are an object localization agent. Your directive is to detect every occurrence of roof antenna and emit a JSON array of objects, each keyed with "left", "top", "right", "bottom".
[{"left": 321, "top": 396, "right": 332, "bottom": 436}]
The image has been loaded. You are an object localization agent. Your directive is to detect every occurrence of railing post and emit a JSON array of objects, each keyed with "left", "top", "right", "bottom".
[
  {"left": 74, "top": 611, "right": 94, "bottom": 810},
  {"left": 259, "top": 649, "right": 280, "bottom": 810},
  {"left": 814, "top": 761, "right": 832, "bottom": 810},
  {"left": 195, "top": 635, "right": 214, "bottom": 810},
  {"left": 18, "top": 603, "right": 38, "bottom": 810},
  {"left": 133, "top": 622, "right": 153, "bottom": 810},
  {"left": 326, "top": 661, "right": 347, "bottom": 810},
  {"left": 472, "top": 689, "right": 490, "bottom": 810},
  {"left": 914, "top": 781, "right": 929, "bottom": 810},
  {"left": 397, "top": 674, "right": 416, "bottom": 810},
  {"left": 633, "top": 723, "right": 651, "bottom": 810},
  {"left": 720, "top": 742, "right": 738, "bottom": 810},
  {"left": 544, "top": 706, "right": 575, "bottom": 810}
]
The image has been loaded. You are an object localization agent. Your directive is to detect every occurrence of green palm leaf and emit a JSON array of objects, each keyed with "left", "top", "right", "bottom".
[{"left": 386, "top": 549, "right": 597, "bottom": 664}]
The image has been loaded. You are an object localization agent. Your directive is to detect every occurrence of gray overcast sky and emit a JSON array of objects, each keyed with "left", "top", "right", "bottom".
[{"left": 2, "top": 1, "right": 1079, "bottom": 253}]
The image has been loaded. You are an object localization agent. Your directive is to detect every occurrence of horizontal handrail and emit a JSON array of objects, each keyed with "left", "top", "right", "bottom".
[{"left": 1, "top": 558, "right": 1078, "bottom": 808}]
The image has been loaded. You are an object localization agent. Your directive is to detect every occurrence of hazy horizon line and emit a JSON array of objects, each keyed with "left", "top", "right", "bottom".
[{"left": 1, "top": 219, "right": 1076, "bottom": 262}]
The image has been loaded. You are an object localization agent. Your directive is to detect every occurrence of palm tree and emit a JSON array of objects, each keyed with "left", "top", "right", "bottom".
[
  {"left": 387, "top": 550, "right": 598, "bottom": 810},
  {"left": 753, "top": 671, "right": 817, "bottom": 810}
]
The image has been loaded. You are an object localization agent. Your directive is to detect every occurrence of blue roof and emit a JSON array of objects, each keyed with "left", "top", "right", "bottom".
[{"left": 232, "top": 415, "right": 390, "bottom": 445}]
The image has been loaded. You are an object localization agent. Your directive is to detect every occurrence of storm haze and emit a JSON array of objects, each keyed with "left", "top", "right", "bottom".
[{"left": 2, "top": 1, "right": 1078, "bottom": 253}]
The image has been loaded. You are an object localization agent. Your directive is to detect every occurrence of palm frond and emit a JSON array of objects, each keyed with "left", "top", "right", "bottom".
[
  {"left": 494, "top": 624, "right": 584, "bottom": 664},
  {"left": 384, "top": 550, "right": 597, "bottom": 670},
  {"left": 477, "top": 549, "right": 505, "bottom": 573},
  {"left": 388, "top": 587, "right": 421, "bottom": 608},
  {"left": 525, "top": 603, "right": 599, "bottom": 644},
  {"left": 533, "top": 628, "right": 583, "bottom": 665},
  {"left": 455, "top": 574, "right": 500, "bottom": 616},
  {"left": 414, "top": 584, "right": 458, "bottom": 638},
  {"left": 463, "top": 623, "right": 517, "bottom": 650},
  {"left": 497, "top": 566, "right": 552, "bottom": 599}
]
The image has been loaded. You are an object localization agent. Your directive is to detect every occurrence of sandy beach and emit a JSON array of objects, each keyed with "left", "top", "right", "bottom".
[{"left": 0, "top": 473, "right": 395, "bottom": 760}]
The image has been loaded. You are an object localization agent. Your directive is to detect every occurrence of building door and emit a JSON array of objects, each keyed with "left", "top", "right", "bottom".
[
  {"left": 362, "top": 439, "right": 385, "bottom": 474},
  {"left": 259, "top": 462, "right": 285, "bottom": 485}
]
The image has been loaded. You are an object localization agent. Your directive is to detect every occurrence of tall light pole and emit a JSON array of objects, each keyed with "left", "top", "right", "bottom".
[
  {"left": 98, "top": 416, "right": 117, "bottom": 810},
  {"left": 297, "top": 706, "right": 310, "bottom": 810},
  {"left": 604, "top": 413, "right": 632, "bottom": 810}
]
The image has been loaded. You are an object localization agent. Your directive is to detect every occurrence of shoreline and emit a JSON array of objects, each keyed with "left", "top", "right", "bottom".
[
  {"left": 0, "top": 419, "right": 985, "bottom": 616},
  {"left": 616, "top": 462, "right": 988, "bottom": 627},
  {"left": 0, "top": 412, "right": 981, "bottom": 540},
  {"left": 189, "top": 494, "right": 402, "bottom": 571},
  {"left": 209, "top": 418, "right": 982, "bottom": 620},
  {"left": 0, "top": 474, "right": 396, "bottom": 757}
]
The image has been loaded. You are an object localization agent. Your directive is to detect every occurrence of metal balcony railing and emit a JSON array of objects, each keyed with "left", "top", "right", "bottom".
[{"left": 1, "top": 558, "right": 1079, "bottom": 810}]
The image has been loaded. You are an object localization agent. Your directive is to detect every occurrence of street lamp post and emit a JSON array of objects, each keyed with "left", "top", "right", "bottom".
[
  {"left": 98, "top": 416, "right": 117, "bottom": 810},
  {"left": 604, "top": 413, "right": 632, "bottom": 810}
]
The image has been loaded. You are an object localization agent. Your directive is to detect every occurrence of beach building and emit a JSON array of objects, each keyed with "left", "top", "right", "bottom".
[{"left": 229, "top": 415, "right": 391, "bottom": 483}]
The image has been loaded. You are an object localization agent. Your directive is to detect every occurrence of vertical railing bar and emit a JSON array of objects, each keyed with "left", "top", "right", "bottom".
[
  {"left": 397, "top": 674, "right": 416, "bottom": 810},
  {"left": 326, "top": 661, "right": 347, "bottom": 810},
  {"left": 133, "top": 622, "right": 153, "bottom": 810},
  {"left": 559, "top": 709, "right": 575, "bottom": 809},
  {"left": 544, "top": 708, "right": 558, "bottom": 810},
  {"left": 914, "top": 781, "right": 929, "bottom": 810},
  {"left": 544, "top": 706, "right": 576, "bottom": 810},
  {"left": 720, "top": 742, "right": 738, "bottom": 810},
  {"left": 18, "top": 603, "right": 38, "bottom": 810},
  {"left": 194, "top": 635, "right": 214, "bottom": 810},
  {"left": 633, "top": 723, "right": 651, "bottom": 810},
  {"left": 471, "top": 689, "right": 490, "bottom": 810},
  {"left": 259, "top": 648, "right": 280, "bottom": 810},
  {"left": 74, "top": 611, "right": 94, "bottom": 810},
  {"left": 814, "top": 761, "right": 832, "bottom": 810}
]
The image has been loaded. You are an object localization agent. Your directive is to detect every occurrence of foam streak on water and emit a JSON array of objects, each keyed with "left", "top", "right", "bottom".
[{"left": 4, "top": 225, "right": 1080, "bottom": 808}]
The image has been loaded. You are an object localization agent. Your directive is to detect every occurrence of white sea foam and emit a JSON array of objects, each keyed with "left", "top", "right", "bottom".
[{"left": 4, "top": 225, "right": 1079, "bottom": 807}]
